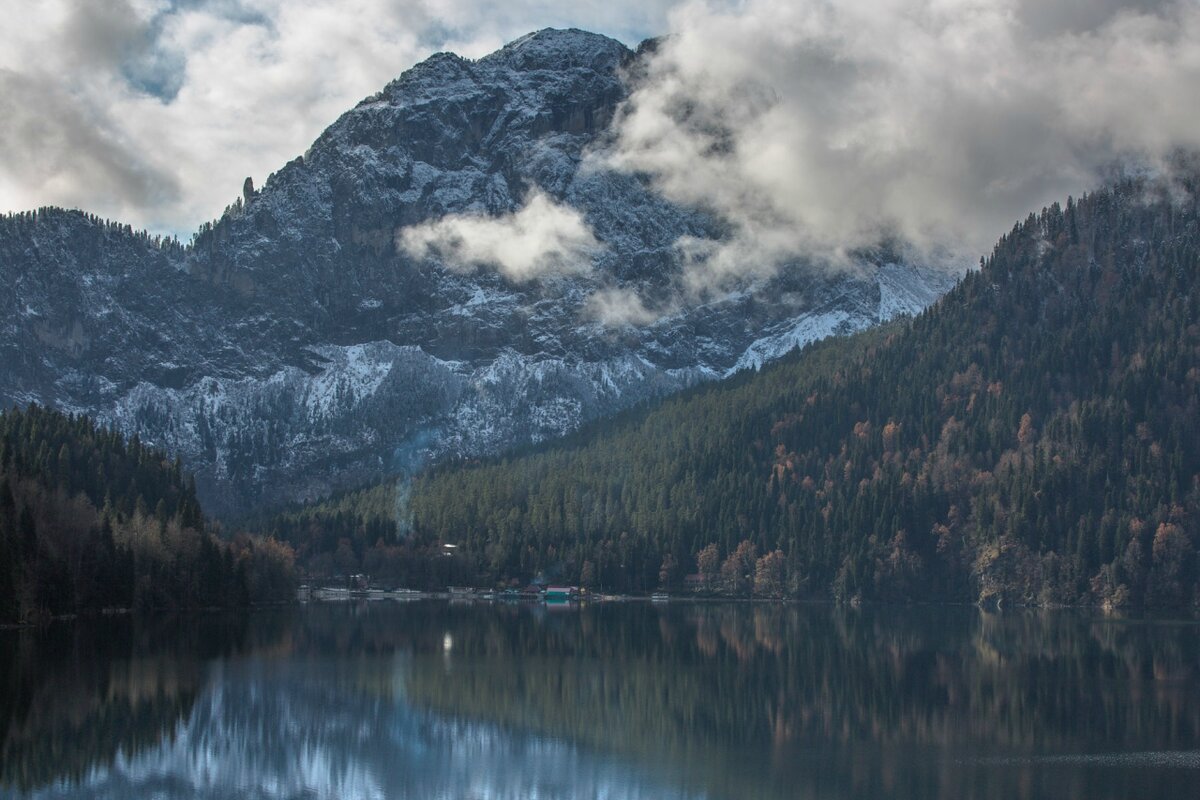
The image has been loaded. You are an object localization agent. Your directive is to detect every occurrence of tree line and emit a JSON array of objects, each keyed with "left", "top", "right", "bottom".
[
  {"left": 0, "top": 405, "right": 295, "bottom": 624},
  {"left": 0, "top": 208, "right": 184, "bottom": 253}
]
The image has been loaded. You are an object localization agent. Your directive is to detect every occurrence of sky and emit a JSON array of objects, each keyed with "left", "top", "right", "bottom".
[{"left": 1, "top": 0, "right": 1198, "bottom": 277}]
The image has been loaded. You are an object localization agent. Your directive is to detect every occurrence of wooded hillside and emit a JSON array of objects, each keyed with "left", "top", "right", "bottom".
[
  {"left": 404, "top": 174, "right": 1200, "bottom": 608},
  {"left": 0, "top": 405, "right": 294, "bottom": 624}
]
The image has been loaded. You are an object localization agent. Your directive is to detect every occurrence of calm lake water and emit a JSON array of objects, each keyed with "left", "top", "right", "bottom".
[{"left": 1, "top": 601, "right": 1198, "bottom": 799}]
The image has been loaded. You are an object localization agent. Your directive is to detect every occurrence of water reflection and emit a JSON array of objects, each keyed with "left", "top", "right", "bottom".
[{"left": 1, "top": 603, "right": 1198, "bottom": 799}]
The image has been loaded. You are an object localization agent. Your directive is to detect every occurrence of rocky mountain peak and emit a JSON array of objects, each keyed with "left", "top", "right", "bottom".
[
  {"left": 0, "top": 30, "right": 955, "bottom": 517},
  {"left": 481, "top": 28, "right": 631, "bottom": 72}
]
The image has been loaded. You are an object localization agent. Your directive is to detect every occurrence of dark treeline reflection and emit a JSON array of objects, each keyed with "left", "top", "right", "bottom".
[
  {"left": 408, "top": 604, "right": 1200, "bottom": 799},
  {"left": 0, "top": 613, "right": 274, "bottom": 791},
  {"left": 1, "top": 603, "right": 1199, "bottom": 799}
]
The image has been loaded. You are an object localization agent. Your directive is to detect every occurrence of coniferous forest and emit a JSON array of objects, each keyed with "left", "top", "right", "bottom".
[
  {"left": 272, "top": 173, "right": 1200, "bottom": 608},
  {"left": 0, "top": 405, "right": 295, "bottom": 625}
]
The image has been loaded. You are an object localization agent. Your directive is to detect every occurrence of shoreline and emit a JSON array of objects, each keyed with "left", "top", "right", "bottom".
[{"left": 5, "top": 593, "right": 1197, "bottom": 630}]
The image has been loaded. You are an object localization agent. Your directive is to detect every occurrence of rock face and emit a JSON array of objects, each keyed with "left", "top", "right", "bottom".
[{"left": 0, "top": 29, "right": 954, "bottom": 517}]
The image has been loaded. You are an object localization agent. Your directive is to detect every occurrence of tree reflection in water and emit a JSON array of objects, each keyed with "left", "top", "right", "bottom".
[{"left": 1, "top": 602, "right": 1198, "bottom": 799}]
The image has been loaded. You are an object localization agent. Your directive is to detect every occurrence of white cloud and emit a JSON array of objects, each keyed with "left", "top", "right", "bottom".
[
  {"left": 398, "top": 190, "right": 601, "bottom": 281},
  {"left": 0, "top": 0, "right": 681, "bottom": 235},
  {"left": 601, "top": 0, "right": 1200, "bottom": 296},
  {"left": 583, "top": 286, "right": 662, "bottom": 326}
]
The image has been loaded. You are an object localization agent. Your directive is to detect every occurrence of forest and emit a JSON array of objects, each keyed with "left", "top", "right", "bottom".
[
  {"left": 263, "top": 172, "right": 1200, "bottom": 609},
  {"left": 0, "top": 405, "right": 295, "bottom": 624}
]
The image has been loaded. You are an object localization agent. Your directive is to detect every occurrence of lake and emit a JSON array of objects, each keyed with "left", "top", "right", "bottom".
[{"left": 1, "top": 601, "right": 1198, "bottom": 799}]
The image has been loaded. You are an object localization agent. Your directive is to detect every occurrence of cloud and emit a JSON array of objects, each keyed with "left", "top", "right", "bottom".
[
  {"left": 0, "top": 67, "right": 182, "bottom": 214},
  {"left": 0, "top": 0, "right": 683, "bottom": 234},
  {"left": 398, "top": 190, "right": 601, "bottom": 281},
  {"left": 583, "top": 286, "right": 662, "bottom": 326},
  {"left": 601, "top": 0, "right": 1200, "bottom": 297}
]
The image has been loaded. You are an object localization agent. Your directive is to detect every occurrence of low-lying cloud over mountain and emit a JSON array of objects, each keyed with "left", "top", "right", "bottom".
[
  {"left": 603, "top": 0, "right": 1200, "bottom": 295},
  {"left": 379, "top": 0, "right": 1200, "bottom": 321},
  {"left": 399, "top": 190, "right": 601, "bottom": 282}
]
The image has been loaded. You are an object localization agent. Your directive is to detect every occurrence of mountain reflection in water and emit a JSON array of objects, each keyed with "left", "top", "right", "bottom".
[{"left": 1, "top": 602, "right": 1198, "bottom": 799}]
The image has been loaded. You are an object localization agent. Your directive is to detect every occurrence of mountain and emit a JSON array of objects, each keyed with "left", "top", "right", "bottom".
[
  {"left": 0, "top": 29, "right": 951, "bottom": 517},
  {"left": 389, "top": 172, "right": 1200, "bottom": 608},
  {"left": 0, "top": 404, "right": 294, "bottom": 624}
]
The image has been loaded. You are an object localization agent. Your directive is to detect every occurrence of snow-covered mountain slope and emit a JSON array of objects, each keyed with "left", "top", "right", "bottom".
[{"left": 0, "top": 29, "right": 956, "bottom": 516}]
